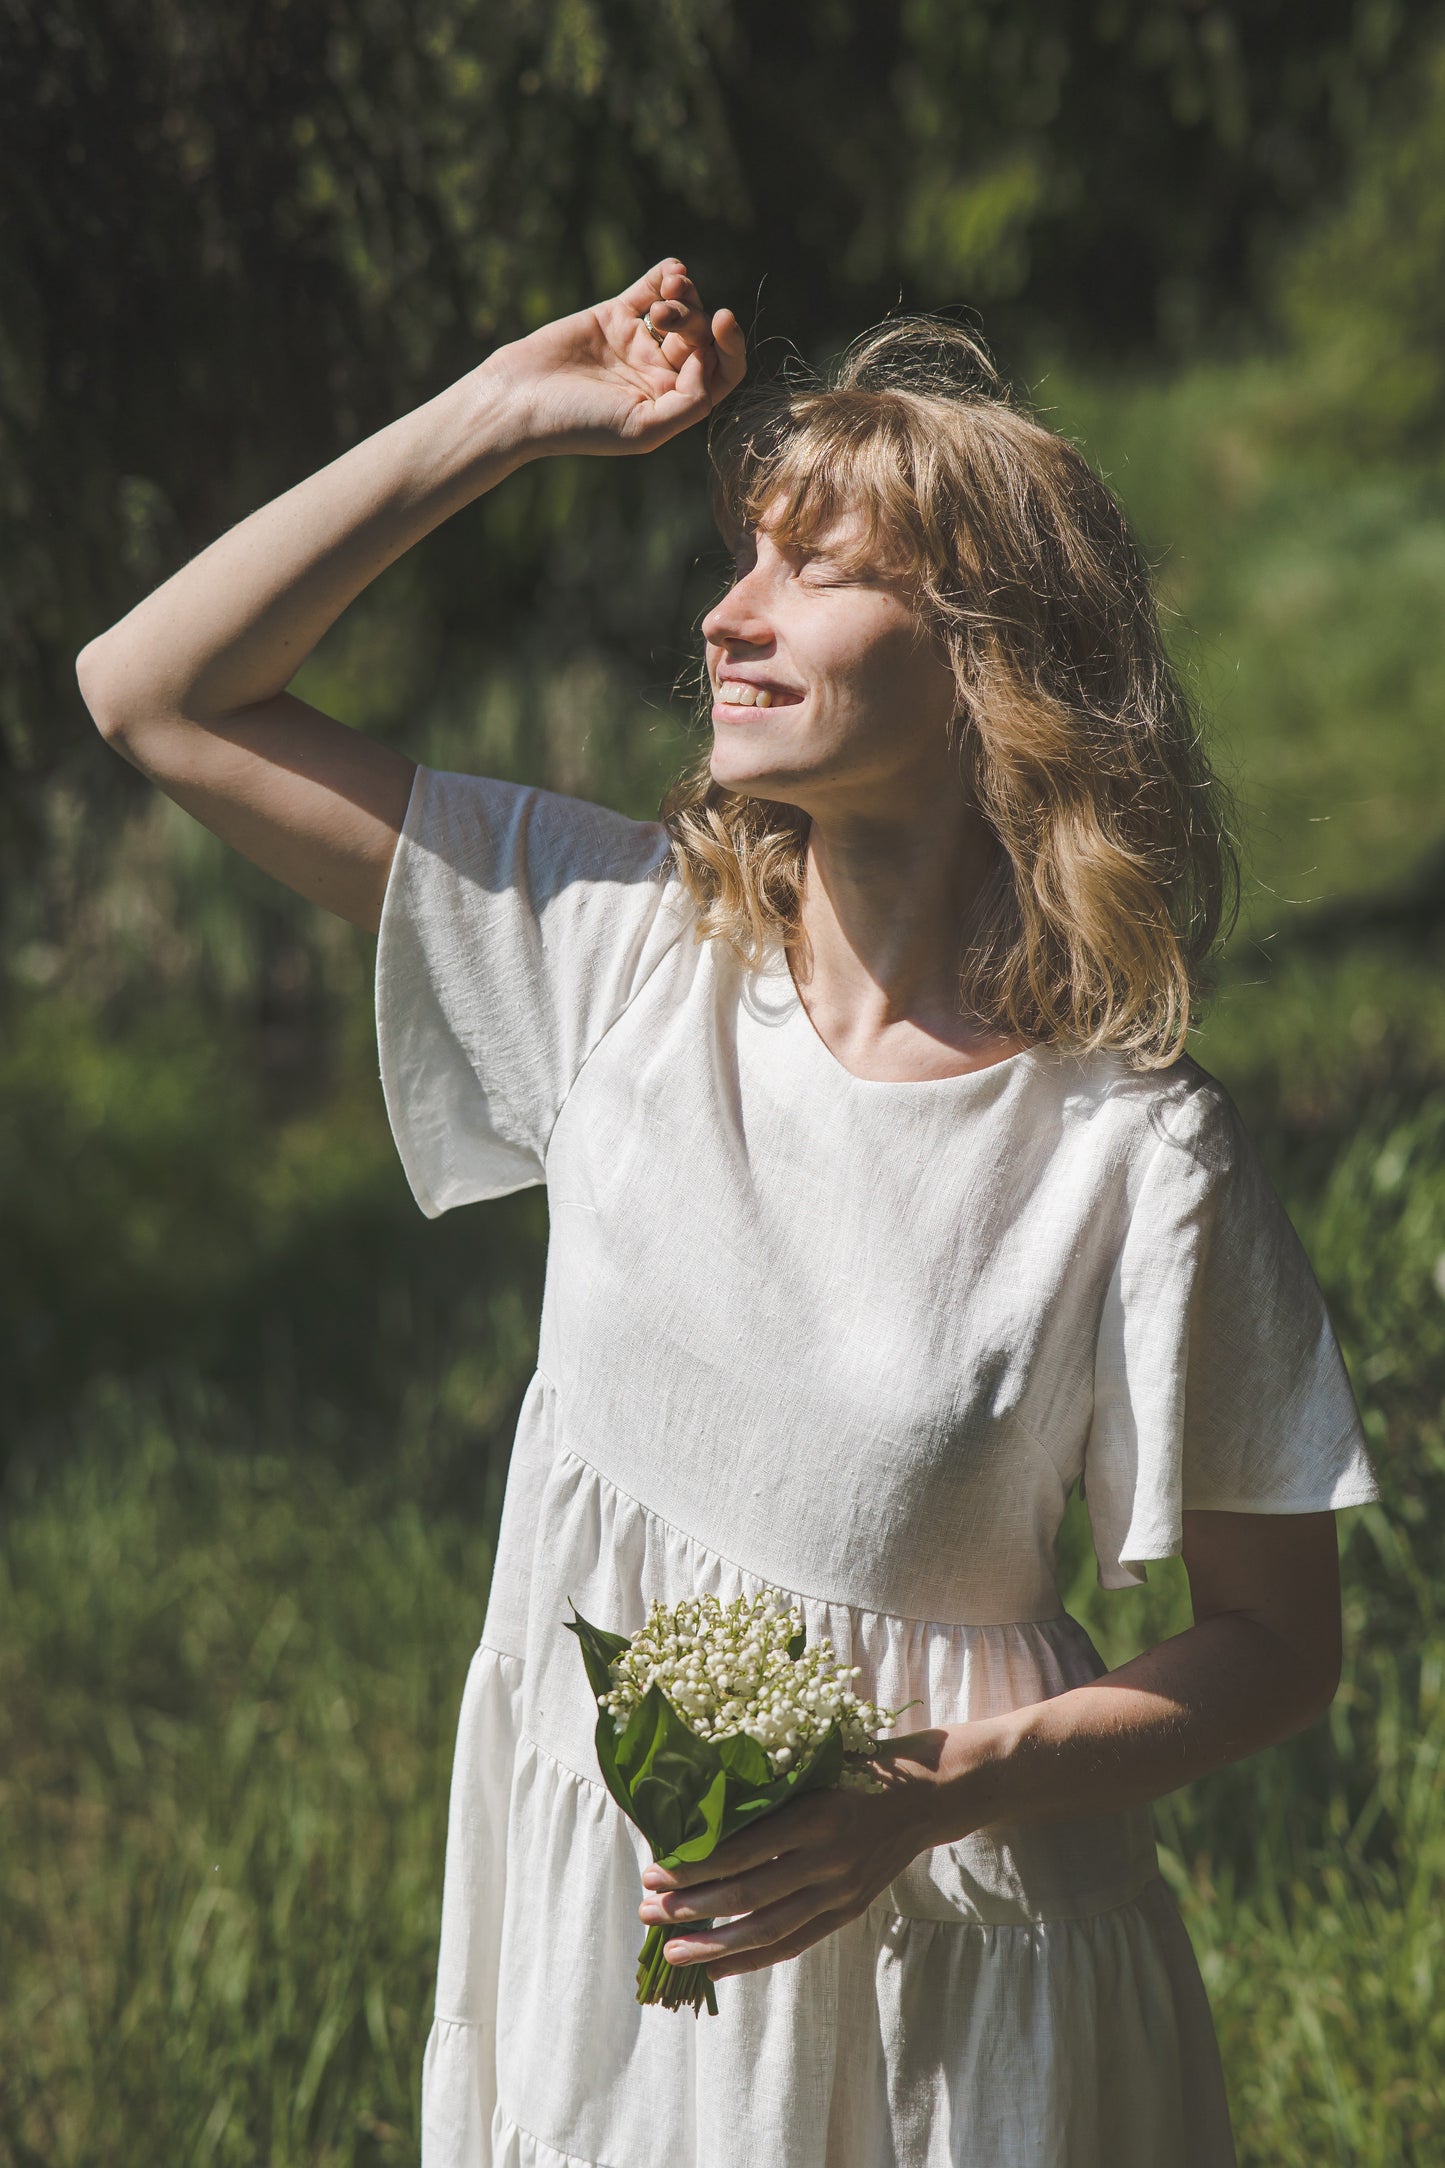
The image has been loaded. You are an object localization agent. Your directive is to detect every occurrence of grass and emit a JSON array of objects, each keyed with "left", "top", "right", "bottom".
[{"left": 0, "top": 1382, "right": 498, "bottom": 2167}]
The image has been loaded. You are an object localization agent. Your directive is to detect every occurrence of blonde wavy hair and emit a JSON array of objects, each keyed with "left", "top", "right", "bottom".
[{"left": 659, "top": 317, "right": 1239, "bottom": 1069}]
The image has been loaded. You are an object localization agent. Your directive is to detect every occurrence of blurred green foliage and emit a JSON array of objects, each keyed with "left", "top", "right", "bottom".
[
  {"left": 5, "top": 3, "right": 1445, "bottom": 2158},
  {"left": 5, "top": 0, "right": 1442, "bottom": 889},
  {"left": 1281, "top": 36, "right": 1445, "bottom": 463}
]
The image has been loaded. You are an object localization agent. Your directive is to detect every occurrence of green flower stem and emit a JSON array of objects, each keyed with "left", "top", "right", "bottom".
[{"left": 635, "top": 1923, "right": 720, "bottom": 2016}]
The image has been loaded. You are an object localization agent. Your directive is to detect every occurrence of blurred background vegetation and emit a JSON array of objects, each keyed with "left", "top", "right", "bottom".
[{"left": 4, "top": 1, "right": 1445, "bottom": 2159}]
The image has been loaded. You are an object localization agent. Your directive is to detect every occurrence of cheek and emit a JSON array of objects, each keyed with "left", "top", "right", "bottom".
[
  {"left": 832, "top": 636, "right": 941, "bottom": 727},
  {"left": 868, "top": 631, "right": 956, "bottom": 724}
]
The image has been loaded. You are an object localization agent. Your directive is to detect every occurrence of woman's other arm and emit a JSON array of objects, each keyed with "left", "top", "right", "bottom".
[
  {"left": 903, "top": 1506, "right": 1343, "bottom": 1838},
  {"left": 75, "top": 259, "right": 745, "bottom": 933},
  {"left": 634, "top": 1509, "right": 1348, "bottom": 1981}
]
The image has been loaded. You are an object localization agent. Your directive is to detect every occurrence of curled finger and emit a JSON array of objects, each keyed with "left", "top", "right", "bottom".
[
  {"left": 705, "top": 1901, "right": 861, "bottom": 1981},
  {"left": 663, "top": 1884, "right": 834, "bottom": 1967},
  {"left": 640, "top": 1850, "right": 816, "bottom": 1929}
]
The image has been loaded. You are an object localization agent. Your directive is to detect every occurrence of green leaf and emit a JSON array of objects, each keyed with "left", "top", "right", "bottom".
[
  {"left": 711, "top": 1722, "right": 847, "bottom": 1846},
  {"left": 583, "top": 1686, "right": 633, "bottom": 1827},
  {"left": 563, "top": 1601, "right": 630, "bottom": 1704},
  {"left": 614, "top": 1684, "right": 722, "bottom": 1857},
  {"left": 562, "top": 1604, "right": 643, "bottom": 1826},
  {"left": 716, "top": 1731, "right": 772, "bottom": 1786},
  {"left": 613, "top": 1683, "right": 667, "bottom": 1789},
  {"left": 590, "top": 1706, "right": 634, "bottom": 1826},
  {"left": 788, "top": 1721, "right": 844, "bottom": 1798},
  {"left": 657, "top": 1766, "right": 730, "bottom": 1867},
  {"left": 636, "top": 1689, "right": 722, "bottom": 1797},
  {"left": 786, "top": 1627, "right": 806, "bottom": 1661}
]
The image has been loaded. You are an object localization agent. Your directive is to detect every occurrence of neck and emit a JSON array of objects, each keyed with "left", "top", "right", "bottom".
[{"left": 790, "top": 790, "right": 1018, "bottom": 1067}]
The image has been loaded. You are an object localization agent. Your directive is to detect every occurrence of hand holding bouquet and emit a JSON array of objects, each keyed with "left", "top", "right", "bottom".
[{"left": 565, "top": 1590, "right": 917, "bottom": 2015}]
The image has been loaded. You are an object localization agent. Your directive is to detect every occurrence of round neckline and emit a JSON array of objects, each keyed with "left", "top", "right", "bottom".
[{"left": 772, "top": 947, "right": 1046, "bottom": 1093}]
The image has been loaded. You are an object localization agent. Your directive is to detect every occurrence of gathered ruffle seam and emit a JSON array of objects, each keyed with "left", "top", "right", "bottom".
[
  {"left": 494, "top": 2104, "right": 626, "bottom": 2168},
  {"left": 467, "top": 1642, "right": 1108, "bottom": 1814},
  {"left": 474, "top": 1639, "right": 527, "bottom": 1668},
  {"left": 516, "top": 1722, "right": 609, "bottom": 1798},
  {"left": 886, "top": 1868, "right": 1170, "bottom": 1936},
  {"left": 510, "top": 1724, "right": 1165, "bottom": 1934}
]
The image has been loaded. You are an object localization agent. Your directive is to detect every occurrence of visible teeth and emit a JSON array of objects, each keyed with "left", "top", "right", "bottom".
[{"left": 718, "top": 680, "right": 785, "bottom": 706}]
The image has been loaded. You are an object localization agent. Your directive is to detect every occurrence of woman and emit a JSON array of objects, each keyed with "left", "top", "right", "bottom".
[{"left": 77, "top": 258, "right": 1381, "bottom": 2166}]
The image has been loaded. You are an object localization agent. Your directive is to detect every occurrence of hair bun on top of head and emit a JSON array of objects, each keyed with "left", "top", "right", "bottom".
[{"left": 828, "top": 313, "right": 1007, "bottom": 402}]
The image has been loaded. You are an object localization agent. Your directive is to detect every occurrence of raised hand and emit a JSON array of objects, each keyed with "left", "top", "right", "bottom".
[{"left": 482, "top": 257, "right": 747, "bottom": 460}]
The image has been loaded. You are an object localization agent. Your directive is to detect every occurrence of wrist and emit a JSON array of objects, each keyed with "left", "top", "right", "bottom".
[
  {"left": 412, "top": 348, "right": 546, "bottom": 501},
  {"left": 463, "top": 340, "right": 562, "bottom": 469},
  {"left": 878, "top": 1712, "right": 1023, "bottom": 1853}
]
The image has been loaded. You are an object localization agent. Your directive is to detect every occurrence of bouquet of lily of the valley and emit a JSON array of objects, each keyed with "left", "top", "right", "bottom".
[{"left": 565, "top": 1589, "right": 915, "bottom": 2016}]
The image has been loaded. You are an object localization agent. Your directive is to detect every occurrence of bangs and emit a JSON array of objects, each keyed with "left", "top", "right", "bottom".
[{"left": 710, "top": 393, "right": 927, "bottom": 578}]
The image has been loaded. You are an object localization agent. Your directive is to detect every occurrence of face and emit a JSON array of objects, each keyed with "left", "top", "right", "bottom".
[{"left": 700, "top": 508, "right": 963, "bottom": 822}]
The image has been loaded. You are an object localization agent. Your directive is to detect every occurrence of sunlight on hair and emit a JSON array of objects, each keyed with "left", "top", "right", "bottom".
[{"left": 661, "top": 316, "right": 1241, "bottom": 1069}]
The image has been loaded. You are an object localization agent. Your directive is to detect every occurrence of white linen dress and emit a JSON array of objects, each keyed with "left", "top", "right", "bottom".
[{"left": 374, "top": 762, "right": 1383, "bottom": 2168}]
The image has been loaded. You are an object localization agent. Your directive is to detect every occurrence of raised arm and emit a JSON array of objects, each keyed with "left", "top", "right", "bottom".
[{"left": 74, "top": 259, "right": 746, "bottom": 933}]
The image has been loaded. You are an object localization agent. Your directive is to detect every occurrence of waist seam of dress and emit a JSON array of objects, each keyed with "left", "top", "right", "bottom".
[
  {"left": 884, "top": 1866, "right": 1170, "bottom": 1934},
  {"left": 531, "top": 1409, "right": 1077, "bottom": 1632},
  {"left": 513, "top": 1726, "right": 1167, "bottom": 1931}
]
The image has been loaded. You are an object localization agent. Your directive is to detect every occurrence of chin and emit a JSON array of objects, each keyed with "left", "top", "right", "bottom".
[{"left": 709, "top": 748, "right": 811, "bottom": 806}]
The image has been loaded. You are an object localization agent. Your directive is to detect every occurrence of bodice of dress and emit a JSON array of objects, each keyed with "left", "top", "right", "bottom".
[
  {"left": 540, "top": 934, "right": 1134, "bottom": 1628},
  {"left": 375, "top": 766, "right": 1375, "bottom": 1609}
]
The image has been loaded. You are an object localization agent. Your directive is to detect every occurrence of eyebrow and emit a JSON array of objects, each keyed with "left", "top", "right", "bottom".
[
  {"left": 771, "top": 535, "right": 842, "bottom": 563},
  {"left": 723, "top": 527, "right": 859, "bottom": 569},
  {"left": 796, "top": 539, "right": 870, "bottom": 570}
]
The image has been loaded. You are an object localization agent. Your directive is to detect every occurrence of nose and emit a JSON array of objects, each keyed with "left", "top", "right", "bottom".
[{"left": 702, "top": 563, "right": 774, "bottom": 653}]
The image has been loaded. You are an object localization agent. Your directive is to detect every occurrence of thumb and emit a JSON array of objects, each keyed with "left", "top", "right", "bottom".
[{"left": 708, "top": 308, "right": 748, "bottom": 399}]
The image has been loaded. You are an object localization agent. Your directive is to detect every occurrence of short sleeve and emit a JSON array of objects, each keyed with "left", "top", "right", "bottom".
[
  {"left": 374, "top": 763, "right": 688, "bottom": 1216},
  {"left": 1082, "top": 1077, "right": 1382, "bottom": 1589}
]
